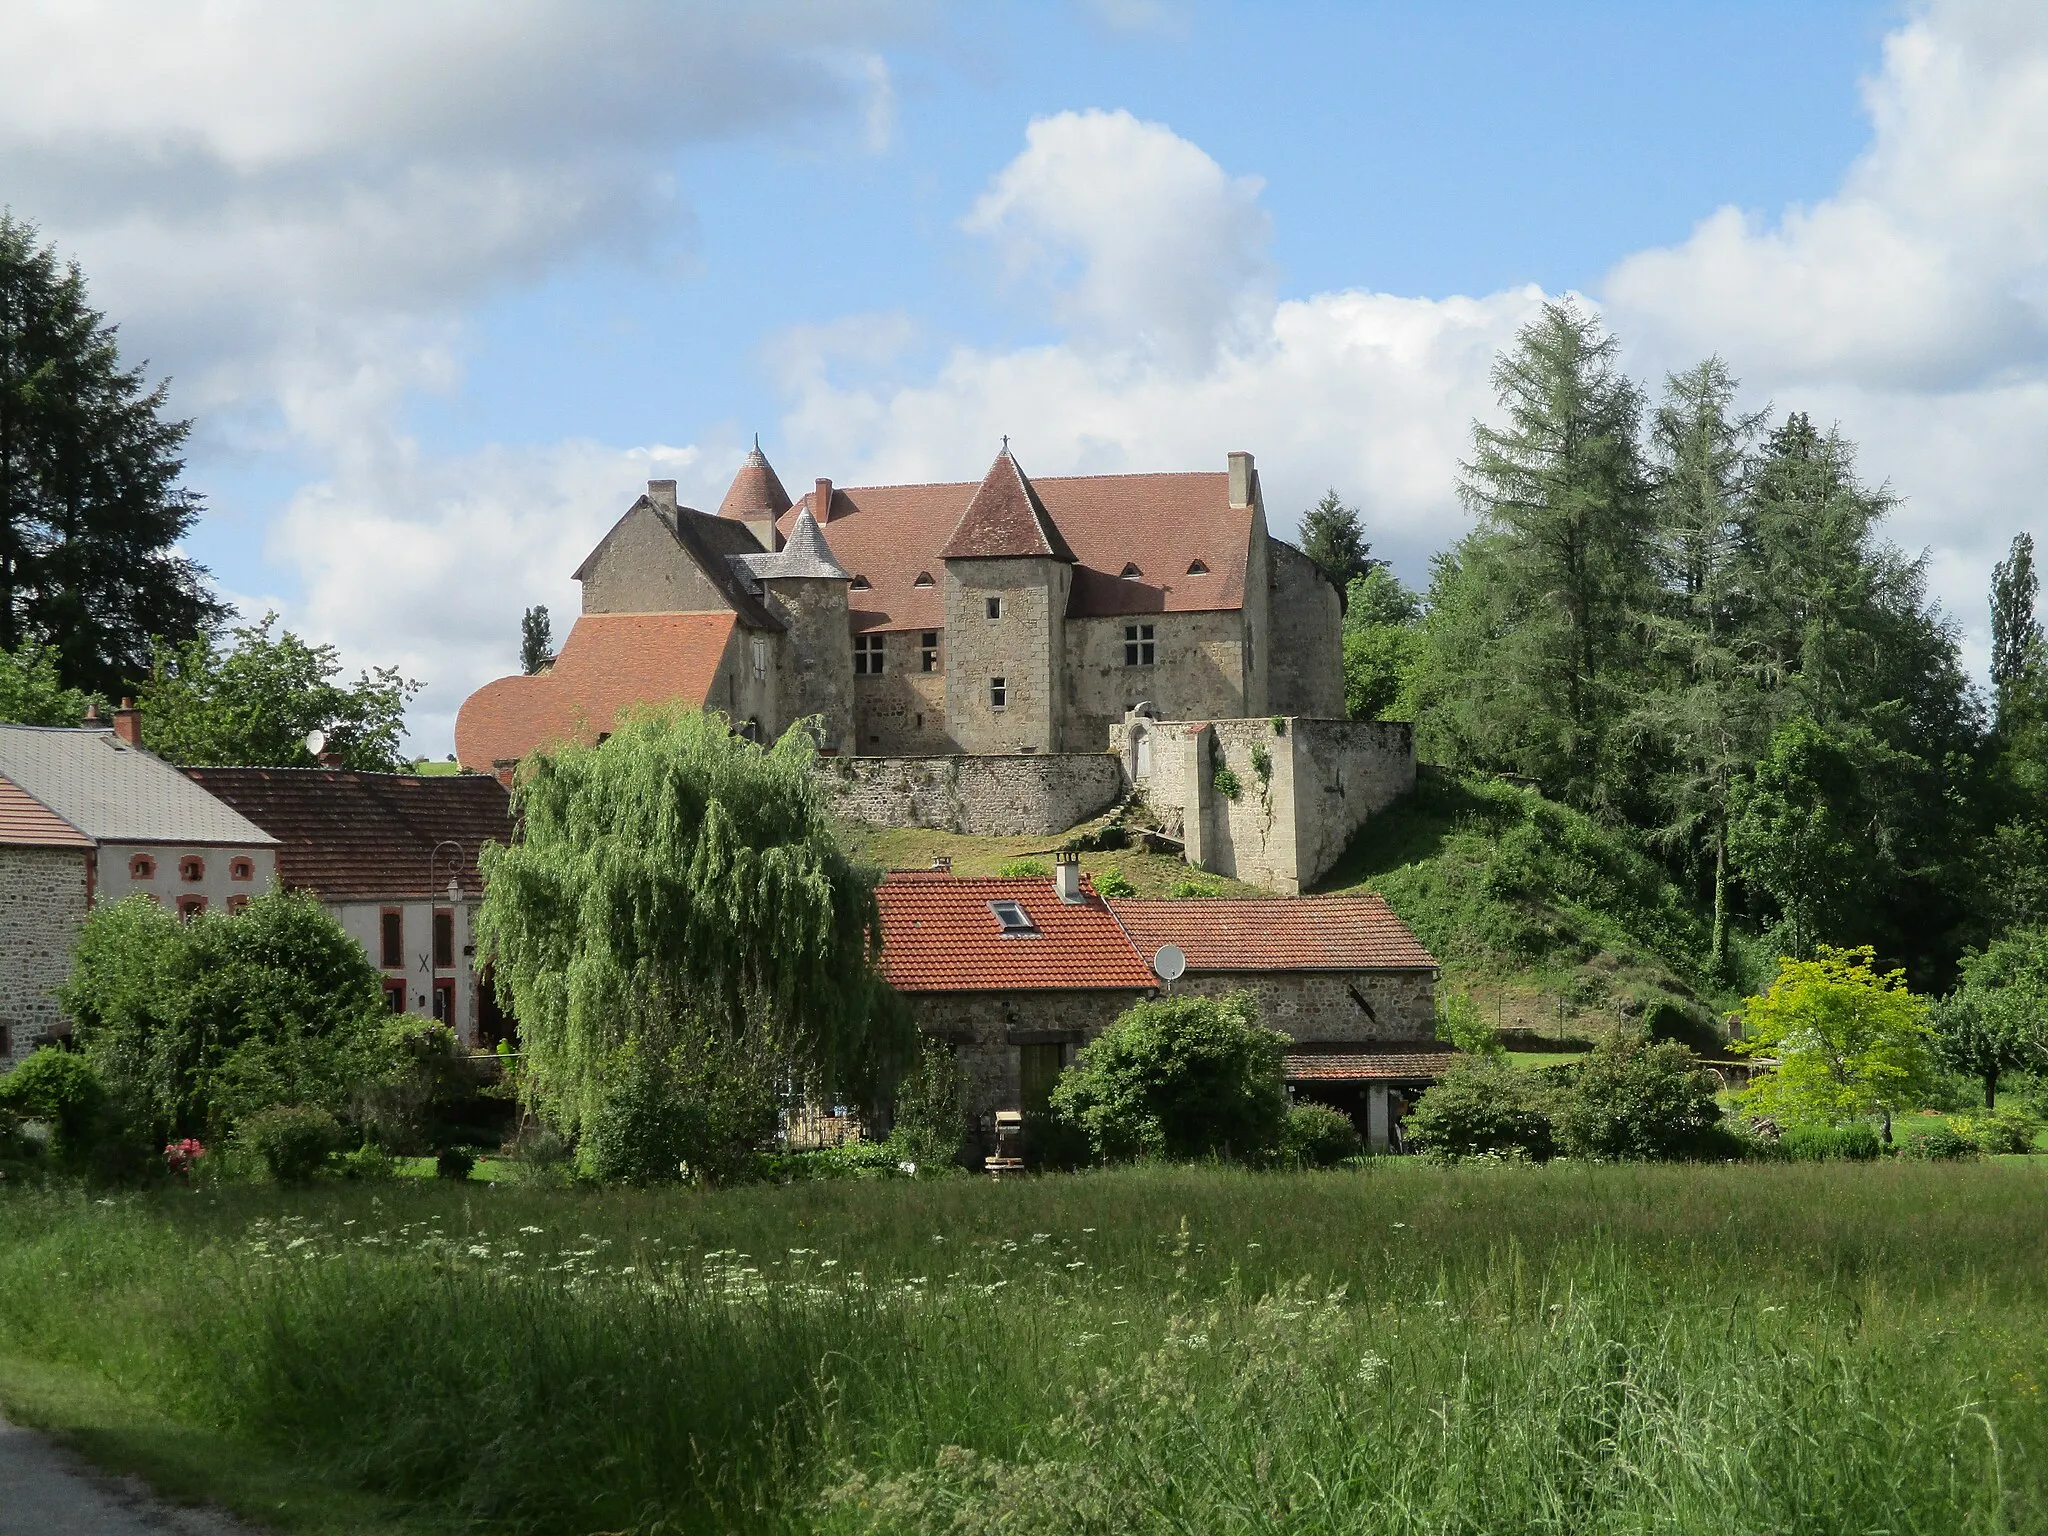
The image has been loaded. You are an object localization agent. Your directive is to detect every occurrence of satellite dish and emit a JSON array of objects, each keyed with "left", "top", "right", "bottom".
[
  {"left": 303, "top": 729, "right": 327, "bottom": 758},
  {"left": 1152, "top": 945, "right": 1187, "bottom": 983}
]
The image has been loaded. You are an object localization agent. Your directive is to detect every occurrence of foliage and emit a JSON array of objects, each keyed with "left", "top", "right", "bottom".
[
  {"left": 235, "top": 1104, "right": 343, "bottom": 1184},
  {"left": 0, "top": 1050, "right": 110, "bottom": 1172},
  {"left": 1277, "top": 1101, "right": 1361, "bottom": 1166},
  {"left": 0, "top": 638, "right": 94, "bottom": 724},
  {"left": 138, "top": 612, "right": 420, "bottom": 770},
  {"left": 1900, "top": 1121, "right": 1978, "bottom": 1161},
  {"left": 1992, "top": 532, "right": 2044, "bottom": 732},
  {"left": 1295, "top": 489, "right": 1380, "bottom": 592},
  {"left": 520, "top": 604, "right": 553, "bottom": 675},
  {"left": 1780, "top": 1123, "right": 1882, "bottom": 1161},
  {"left": 1047, "top": 993, "right": 1288, "bottom": 1164},
  {"left": 582, "top": 1037, "right": 782, "bottom": 1187},
  {"left": 1166, "top": 876, "right": 1223, "bottom": 899},
  {"left": 1552, "top": 1035, "right": 1724, "bottom": 1161},
  {"left": 1433, "top": 986, "right": 1501, "bottom": 1057},
  {"left": 1342, "top": 567, "right": 1421, "bottom": 721},
  {"left": 355, "top": 1017, "right": 485, "bottom": 1156},
  {"left": 1735, "top": 946, "right": 1937, "bottom": 1135},
  {"left": 1403, "top": 1058, "right": 1556, "bottom": 1161},
  {"left": 1094, "top": 866, "right": 1137, "bottom": 898},
  {"left": 997, "top": 858, "right": 1048, "bottom": 878},
  {"left": 336, "top": 1143, "right": 395, "bottom": 1181},
  {"left": 1967, "top": 1106, "right": 2041, "bottom": 1155},
  {"left": 60, "top": 889, "right": 389, "bottom": 1140},
  {"left": 1936, "top": 927, "right": 2048, "bottom": 1107},
  {"left": 1211, "top": 765, "right": 1242, "bottom": 800},
  {"left": 891, "top": 1041, "right": 968, "bottom": 1169},
  {"left": 435, "top": 1146, "right": 478, "bottom": 1181},
  {"left": 476, "top": 707, "right": 913, "bottom": 1134},
  {"left": 0, "top": 214, "right": 224, "bottom": 696}
]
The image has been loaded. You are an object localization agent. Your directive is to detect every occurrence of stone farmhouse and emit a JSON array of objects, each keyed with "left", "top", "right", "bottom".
[
  {"left": 0, "top": 713, "right": 278, "bottom": 1064},
  {"left": 874, "top": 858, "right": 1448, "bottom": 1153}
]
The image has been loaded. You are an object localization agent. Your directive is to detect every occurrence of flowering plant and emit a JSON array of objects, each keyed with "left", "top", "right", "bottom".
[{"left": 164, "top": 1138, "right": 208, "bottom": 1177}]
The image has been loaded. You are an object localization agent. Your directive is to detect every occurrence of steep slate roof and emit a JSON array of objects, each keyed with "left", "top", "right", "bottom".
[
  {"left": 185, "top": 767, "right": 511, "bottom": 901},
  {"left": 732, "top": 507, "right": 848, "bottom": 582},
  {"left": 0, "top": 725, "right": 276, "bottom": 847},
  {"left": 573, "top": 495, "right": 786, "bottom": 633},
  {"left": 876, "top": 873, "right": 1157, "bottom": 993},
  {"left": 1283, "top": 1045, "right": 1458, "bottom": 1082},
  {"left": 455, "top": 611, "right": 739, "bottom": 770},
  {"left": 0, "top": 771, "right": 92, "bottom": 848},
  {"left": 780, "top": 469, "right": 1253, "bottom": 634},
  {"left": 717, "top": 444, "right": 793, "bottom": 521},
  {"left": 936, "top": 450, "right": 1078, "bottom": 563},
  {"left": 1108, "top": 894, "right": 1439, "bottom": 973}
]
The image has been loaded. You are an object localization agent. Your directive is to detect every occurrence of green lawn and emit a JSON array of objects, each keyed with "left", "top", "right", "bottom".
[{"left": 4, "top": 1162, "right": 2046, "bottom": 1534}]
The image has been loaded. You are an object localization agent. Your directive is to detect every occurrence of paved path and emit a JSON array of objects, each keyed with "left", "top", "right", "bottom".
[{"left": 0, "top": 1414, "right": 256, "bottom": 1536}]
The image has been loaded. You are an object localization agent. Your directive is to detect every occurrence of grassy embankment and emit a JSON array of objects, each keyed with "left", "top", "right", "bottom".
[{"left": 4, "top": 1161, "right": 2047, "bottom": 1534}]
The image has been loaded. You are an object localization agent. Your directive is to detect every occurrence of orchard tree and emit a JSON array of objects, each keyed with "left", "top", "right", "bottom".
[
  {"left": 1735, "top": 945, "right": 1936, "bottom": 1142},
  {"left": 474, "top": 707, "right": 913, "bottom": 1133}
]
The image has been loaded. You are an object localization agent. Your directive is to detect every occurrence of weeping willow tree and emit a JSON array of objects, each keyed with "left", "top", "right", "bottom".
[{"left": 475, "top": 708, "right": 912, "bottom": 1132}]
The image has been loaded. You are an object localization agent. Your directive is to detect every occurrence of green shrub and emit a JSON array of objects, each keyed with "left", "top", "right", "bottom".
[
  {"left": 435, "top": 1146, "right": 478, "bottom": 1180},
  {"left": 1434, "top": 986, "right": 1501, "bottom": 1057},
  {"left": 1047, "top": 993, "right": 1288, "bottom": 1164},
  {"left": 1554, "top": 1037, "right": 1724, "bottom": 1161},
  {"left": 357, "top": 1017, "right": 484, "bottom": 1156},
  {"left": 1404, "top": 1059, "right": 1555, "bottom": 1161},
  {"left": 337, "top": 1143, "right": 395, "bottom": 1180},
  {"left": 1902, "top": 1121, "right": 1978, "bottom": 1160},
  {"left": 1167, "top": 877, "right": 1223, "bottom": 899},
  {"left": 1248, "top": 743, "right": 1272, "bottom": 783},
  {"left": 1094, "top": 866, "right": 1138, "bottom": 898},
  {"left": 891, "top": 1041, "right": 967, "bottom": 1169},
  {"left": 1972, "top": 1106, "right": 2041, "bottom": 1154},
  {"left": 1212, "top": 766, "right": 1242, "bottom": 800},
  {"left": 583, "top": 1039, "right": 780, "bottom": 1186},
  {"left": 768, "top": 1140, "right": 910, "bottom": 1181},
  {"left": 1781, "top": 1123, "right": 1881, "bottom": 1161},
  {"left": 998, "top": 859, "right": 1049, "bottom": 878},
  {"left": 1278, "top": 1102, "right": 1362, "bottom": 1167},
  {"left": 0, "top": 1050, "right": 106, "bottom": 1170},
  {"left": 236, "top": 1104, "right": 342, "bottom": 1184}
]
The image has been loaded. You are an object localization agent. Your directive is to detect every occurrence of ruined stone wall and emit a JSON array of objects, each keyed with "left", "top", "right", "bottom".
[
  {"left": 942, "top": 558, "right": 1068, "bottom": 753},
  {"left": 821, "top": 752, "right": 1122, "bottom": 837},
  {"left": 1062, "top": 610, "right": 1245, "bottom": 763},
  {"left": 1265, "top": 541, "right": 1344, "bottom": 718},
  {"left": 580, "top": 505, "right": 731, "bottom": 615},
  {"left": 1174, "top": 969, "right": 1437, "bottom": 1044},
  {"left": 1287, "top": 719, "right": 1415, "bottom": 886},
  {"left": 851, "top": 629, "right": 949, "bottom": 754},
  {"left": 0, "top": 846, "right": 86, "bottom": 1065}
]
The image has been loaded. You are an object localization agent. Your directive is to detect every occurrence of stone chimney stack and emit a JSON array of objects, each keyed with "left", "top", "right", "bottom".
[
  {"left": 814, "top": 478, "right": 833, "bottom": 521},
  {"left": 647, "top": 480, "right": 678, "bottom": 516},
  {"left": 1227, "top": 451, "right": 1255, "bottom": 509},
  {"left": 930, "top": 854, "right": 952, "bottom": 873},
  {"left": 1053, "top": 849, "right": 1084, "bottom": 904},
  {"left": 111, "top": 697, "right": 142, "bottom": 748}
]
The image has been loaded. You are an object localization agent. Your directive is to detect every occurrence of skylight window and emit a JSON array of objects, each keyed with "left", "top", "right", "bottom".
[{"left": 989, "top": 900, "right": 1037, "bottom": 934}]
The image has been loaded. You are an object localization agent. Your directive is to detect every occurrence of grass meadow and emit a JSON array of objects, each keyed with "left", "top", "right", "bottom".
[{"left": 4, "top": 1161, "right": 2047, "bottom": 1535}]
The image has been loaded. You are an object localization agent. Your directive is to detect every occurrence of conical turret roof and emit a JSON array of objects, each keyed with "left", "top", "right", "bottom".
[
  {"left": 936, "top": 447, "right": 1076, "bottom": 562},
  {"left": 718, "top": 442, "right": 794, "bottom": 522},
  {"left": 730, "top": 506, "right": 849, "bottom": 583}
]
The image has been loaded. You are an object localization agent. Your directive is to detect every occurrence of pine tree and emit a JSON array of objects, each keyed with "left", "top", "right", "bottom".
[
  {"left": 1991, "top": 533, "right": 2043, "bottom": 731},
  {"left": 0, "top": 214, "right": 223, "bottom": 696},
  {"left": 1296, "top": 490, "right": 1379, "bottom": 593},
  {"left": 520, "top": 604, "right": 553, "bottom": 675}
]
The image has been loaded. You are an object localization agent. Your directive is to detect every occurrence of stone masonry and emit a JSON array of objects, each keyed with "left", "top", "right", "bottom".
[
  {"left": 0, "top": 846, "right": 87, "bottom": 1063},
  {"left": 820, "top": 752, "right": 1124, "bottom": 837}
]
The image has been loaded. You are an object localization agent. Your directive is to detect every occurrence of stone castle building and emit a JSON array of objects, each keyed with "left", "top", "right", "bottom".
[{"left": 456, "top": 444, "right": 1345, "bottom": 772}]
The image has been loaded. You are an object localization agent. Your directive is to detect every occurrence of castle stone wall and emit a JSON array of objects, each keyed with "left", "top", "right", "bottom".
[
  {"left": 821, "top": 752, "right": 1122, "bottom": 837},
  {"left": 942, "top": 558, "right": 1069, "bottom": 753},
  {"left": 0, "top": 846, "right": 86, "bottom": 1065},
  {"left": 1062, "top": 610, "right": 1246, "bottom": 762},
  {"left": 581, "top": 505, "right": 732, "bottom": 616},
  {"left": 852, "top": 630, "right": 949, "bottom": 754},
  {"left": 1266, "top": 542, "right": 1345, "bottom": 717},
  {"left": 764, "top": 576, "right": 854, "bottom": 752}
]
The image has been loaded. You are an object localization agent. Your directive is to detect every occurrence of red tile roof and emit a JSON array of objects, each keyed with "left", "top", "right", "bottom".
[
  {"left": 0, "top": 771, "right": 91, "bottom": 848},
  {"left": 935, "top": 450, "right": 1078, "bottom": 563},
  {"left": 782, "top": 470, "right": 1253, "bottom": 634},
  {"left": 1109, "top": 894, "right": 1438, "bottom": 972},
  {"left": 455, "top": 611, "right": 738, "bottom": 770},
  {"left": 1284, "top": 1046, "right": 1457, "bottom": 1082},
  {"left": 718, "top": 446, "right": 793, "bottom": 520},
  {"left": 183, "top": 768, "right": 512, "bottom": 901},
  {"left": 877, "top": 873, "right": 1158, "bottom": 993}
]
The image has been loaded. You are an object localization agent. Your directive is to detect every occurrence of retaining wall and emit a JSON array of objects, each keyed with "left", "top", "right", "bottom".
[{"left": 820, "top": 752, "right": 1123, "bottom": 837}]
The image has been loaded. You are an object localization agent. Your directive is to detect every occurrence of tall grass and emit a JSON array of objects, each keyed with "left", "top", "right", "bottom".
[{"left": 4, "top": 1161, "right": 2046, "bottom": 1533}]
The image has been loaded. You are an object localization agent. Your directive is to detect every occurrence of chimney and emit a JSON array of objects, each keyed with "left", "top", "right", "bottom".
[
  {"left": 1053, "top": 849, "right": 1084, "bottom": 904},
  {"left": 814, "top": 478, "right": 834, "bottom": 521},
  {"left": 929, "top": 855, "right": 952, "bottom": 873},
  {"left": 1227, "top": 451, "right": 1255, "bottom": 509},
  {"left": 82, "top": 700, "right": 102, "bottom": 726},
  {"left": 647, "top": 479, "right": 678, "bottom": 516},
  {"left": 111, "top": 697, "right": 142, "bottom": 748}
]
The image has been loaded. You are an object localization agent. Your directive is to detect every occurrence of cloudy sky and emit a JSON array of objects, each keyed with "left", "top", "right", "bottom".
[{"left": 4, "top": 0, "right": 2042, "bottom": 754}]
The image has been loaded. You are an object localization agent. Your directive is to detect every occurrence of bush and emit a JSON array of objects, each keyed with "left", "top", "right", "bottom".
[
  {"left": 1554, "top": 1037, "right": 1724, "bottom": 1161},
  {"left": 998, "top": 859, "right": 1049, "bottom": 878},
  {"left": 1167, "top": 878, "right": 1223, "bottom": 899},
  {"left": 1972, "top": 1106, "right": 2041, "bottom": 1154},
  {"left": 891, "top": 1041, "right": 967, "bottom": 1169},
  {"left": 0, "top": 1050, "right": 107, "bottom": 1172},
  {"left": 504, "top": 1124, "right": 574, "bottom": 1186},
  {"left": 1781, "top": 1123, "right": 1882, "bottom": 1161},
  {"left": 435, "top": 1146, "right": 478, "bottom": 1180},
  {"left": 236, "top": 1104, "right": 343, "bottom": 1184},
  {"left": 357, "top": 1017, "right": 485, "bottom": 1156},
  {"left": 1047, "top": 993, "right": 1288, "bottom": 1164},
  {"left": 1404, "top": 1059, "right": 1555, "bottom": 1162},
  {"left": 1434, "top": 987, "right": 1501, "bottom": 1057},
  {"left": 1212, "top": 766, "right": 1242, "bottom": 800},
  {"left": 1278, "top": 1102, "right": 1362, "bottom": 1167},
  {"left": 337, "top": 1143, "right": 395, "bottom": 1180},
  {"left": 583, "top": 1039, "right": 780, "bottom": 1186},
  {"left": 1901, "top": 1121, "right": 1979, "bottom": 1160},
  {"left": 1094, "top": 866, "right": 1138, "bottom": 898}
]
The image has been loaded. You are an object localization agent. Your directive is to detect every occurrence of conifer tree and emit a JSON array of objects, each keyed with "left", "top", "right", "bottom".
[
  {"left": 520, "top": 604, "right": 552, "bottom": 675},
  {"left": 0, "top": 214, "right": 223, "bottom": 695},
  {"left": 1991, "top": 533, "right": 2043, "bottom": 732},
  {"left": 1296, "top": 490, "right": 1379, "bottom": 593}
]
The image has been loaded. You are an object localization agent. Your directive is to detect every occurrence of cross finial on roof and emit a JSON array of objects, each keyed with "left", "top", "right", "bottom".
[
  {"left": 1001, "top": 434, "right": 1009, "bottom": 453},
  {"left": 753, "top": 431, "right": 760, "bottom": 450}
]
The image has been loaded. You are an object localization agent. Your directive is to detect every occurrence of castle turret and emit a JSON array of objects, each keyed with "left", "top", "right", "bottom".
[
  {"left": 740, "top": 506, "right": 856, "bottom": 753},
  {"left": 717, "top": 440, "right": 793, "bottom": 552}
]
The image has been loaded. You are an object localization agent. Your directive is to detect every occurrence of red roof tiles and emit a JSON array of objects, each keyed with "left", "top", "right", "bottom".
[
  {"left": 936, "top": 451, "right": 1078, "bottom": 563},
  {"left": 877, "top": 873, "right": 1157, "bottom": 993},
  {"left": 1284, "top": 1046, "right": 1457, "bottom": 1082},
  {"left": 455, "top": 611, "right": 738, "bottom": 770},
  {"left": 718, "top": 446, "right": 793, "bottom": 521},
  {"left": 1108, "top": 894, "right": 1438, "bottom": 973},
  {"left": 0, "top": 771, "right": 91, "bottom": 848}
]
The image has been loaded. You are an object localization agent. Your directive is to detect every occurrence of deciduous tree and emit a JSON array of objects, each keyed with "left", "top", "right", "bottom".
[{"left": 520, "top": 604, "right": 552, "bottom": 675}]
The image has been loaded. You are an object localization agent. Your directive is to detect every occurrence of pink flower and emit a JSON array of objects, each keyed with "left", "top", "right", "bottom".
[{"left": 164, "top": 1138, "right": 208, "bottom": 1176}]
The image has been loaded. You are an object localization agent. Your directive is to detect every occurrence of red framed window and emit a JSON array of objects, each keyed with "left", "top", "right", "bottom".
[
  {"left": 229, "top": 857, "right": 254, "bottom": 881},
  {"left": 176, "top": 894, "right": 207, "bottom": 920},
  {"left": 383, "top": 978, "right": 408, "bottom": 1013},
  {"left": 380, "top": 908, "right": 403, "bottom": 969},
  {"left": 179, "top": 855, "right": 205, "bottom": 882},
  {"left": 225, "top": 894, "right": 250, "bottom": 915},
  {"left": 128, "top": 853, "right": 155, "bottom": 880},
  {"left": 433, "top": 909, "right": 454, "bottom": 970}
]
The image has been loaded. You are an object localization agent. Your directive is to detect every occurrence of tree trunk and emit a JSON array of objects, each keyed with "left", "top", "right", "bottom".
[
  {"left": 1986, "top": 1069, "right": 1998, "bottom": 1111},
  {"left": 1710, "top": 828, "right": 1727, "bottom": 981}
]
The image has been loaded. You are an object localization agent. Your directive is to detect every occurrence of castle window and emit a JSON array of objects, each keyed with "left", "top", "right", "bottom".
[
  {"left": 229, "top": 857, "right": 254, "bottom": 881},
  {"left": 179, "top": 855, "right": 205, "bottom": 882},
  {"left": 1187, "top": 558, "right": 1209, "bottom": 575},
  {"left": 1123, "top": 624, "right": 1156, "bottom": 667},
  {"left": 920, "top": 631, "right": 941, "bottom": 672},
  {"left": 1119, "top": 562, "right": 1143, "bottom": 579},
  {"left": 129, "top": 853, "right": 155, "bottom": 880},
  {"left": 913, "top": 571, "right": 935, "bottom": 588},
  {"left": 854, "top": 634, "right": 885, "bottom": 675},
  {"left": 850, "top": 575, "right": 871, "bottom": 590},
  {"left": 986, "top": 596, "right": 1002, "bottom": 620},
  {"left": 989, "top": 676, "right": 1007, "bottom": 710}
]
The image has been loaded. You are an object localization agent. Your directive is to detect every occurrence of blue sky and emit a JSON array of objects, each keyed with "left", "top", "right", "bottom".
[{"left": 7, "top": 1, "right": 2042, "bottom": 754}]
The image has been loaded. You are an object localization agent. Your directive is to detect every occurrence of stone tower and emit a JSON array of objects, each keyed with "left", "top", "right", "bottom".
[
  {"left": 938, "top": 448, "right": 1076, "bottom": 754},
  {"left": 743, "top": 505, "right": 857, "bottom": 754}
]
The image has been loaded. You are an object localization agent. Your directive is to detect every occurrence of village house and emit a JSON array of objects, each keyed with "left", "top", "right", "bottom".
[
  {"left": 873, "top": 855, "right": 1445, "bottom": 1154},
  {"left": 185, "top": 766, "right": 514, "bottom": 1046},
  {"left": 0, "top": 711, "right": 278, "bottom": 1065}
]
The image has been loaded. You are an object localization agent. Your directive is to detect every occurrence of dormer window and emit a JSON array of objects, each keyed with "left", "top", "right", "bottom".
[
  {"left": 179, "top": 855, "right": 205, "bottom": 883},
  {"left": 1187, "top": 558, "right": 1210, "bottom": 575},
  {"left": 229, "top": 858, "right": 255, "bottom": 881},
  {"left": 913, "top": 571, "right": 935, "bottom": 588},
  {"left": 129, "top": 853, "right": 155, "bottom": 880},
  {"left": 1119, "top": 562, "right": 1143, "bottom": 579},
  {"left": 850, "top": 575, "right": 871, "bottom": 591},
  {"left": 989, "top": 900, "right": 1038, "bottom": 935}
]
